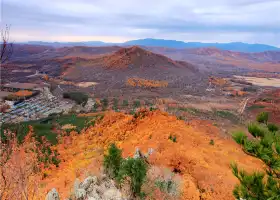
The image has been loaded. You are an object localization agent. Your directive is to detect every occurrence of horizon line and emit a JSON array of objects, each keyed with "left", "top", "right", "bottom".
[{"left": 14, "top": 38, "right": 279, "bottom": 48}]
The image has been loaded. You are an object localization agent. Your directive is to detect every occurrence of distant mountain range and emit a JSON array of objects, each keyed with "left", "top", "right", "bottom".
[{"left": 25, "top": 38, "right": 280, "bottom": 53}]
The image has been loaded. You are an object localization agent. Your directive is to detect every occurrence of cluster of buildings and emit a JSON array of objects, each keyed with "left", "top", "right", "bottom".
[{"left": 0, "top": 82, "right": 73, "bottom": 124}]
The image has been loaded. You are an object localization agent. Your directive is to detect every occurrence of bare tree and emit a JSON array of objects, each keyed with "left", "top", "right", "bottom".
[{"left": 0, "top": 25, "right": 13, "bottom": 64}]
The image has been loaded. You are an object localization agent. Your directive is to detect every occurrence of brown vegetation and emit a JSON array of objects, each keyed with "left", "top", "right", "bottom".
[
  {"left": 127, "top": 78, "right": 168, "bottom": 88},
  {"left": 39, "top": 110, "right": 263, "bottom": 199},
  {"left": 95, "top": 46, "right": 196, "bottom": 71},
  {"left": 209, "top": 76, "right": 228, "bottom": 86},
  {"left": 0, "top": 131, "right": 40, "bottom": 199},
  {"left": 14, "top": 90, "right": 33, "bottom": 97}
]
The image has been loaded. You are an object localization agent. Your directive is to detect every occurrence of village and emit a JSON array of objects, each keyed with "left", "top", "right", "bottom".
[{"left": 0, "top": 82, "right": 73, "bottom": 124}]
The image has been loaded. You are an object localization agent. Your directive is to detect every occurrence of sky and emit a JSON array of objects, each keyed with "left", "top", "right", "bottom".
[{"left": 1, "top": 0, "right": 280, "bottom": 46}]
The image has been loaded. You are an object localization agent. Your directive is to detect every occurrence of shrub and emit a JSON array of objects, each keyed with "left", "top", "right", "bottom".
[
  {"left": 232, "top": 131, "right": 247, "bottom": 145},
  {"left": 247, "top": 104, "right": 265, "bottom": 110},
  {"left": 145, "top": 100, "right": 153, "bottom": 107},
  {"left": 155, "top": 179, "right": 177, "bottom": 194},
  {"left": 256, "top": 112, "right": 269, "bottom": 124},
  {"left": 122, "top": 99, "right": 129, "bottom": 107},
  {"left": 103, "top": 144, "right": 123, "bottom": 178},
  {"left": 149, "top": 107, "right": 157, "bottom": 111},
  {"left": 267, "top": 123, "right": 279, "bottom": 132},
  {"left": 209, "top": 139, "right": 215, "bottom": 145},
  {"left": 63, "top": 92, "right": 88, "bottom": 106},
  {"left": 215, "top": 110, "right": 239, "bottom": 123},
  {"left": 129, "top": 110, "right": 136, "bottom": 115},
  {"left": 113, "top": 98, "right": 119, "bottom": 111},
  {"left": 168, "top": 134, "right": 177, "bottom": 143},
  {"left": 248, "top": 123, "right": 267, "bottom": 138},
  {"left": 243, "top": 139, "right": 259, "bottom": 154},
  {"left": 51, "top": 156, "right": 61, "bottom": 167},
  {"left": 92, "top": 103, "right": 99, "bottom": 112},
  {"left": 101, "top": 98, "right": 109, "bottom": 111},
  {"left": 118, "top": 158, "right": 148, "bottom": 197},
  {"left": 177, "top": 116, "right": 184, "bottom": 120},
  {"left": 260, "top": 133, "right": 274, "bottom": 148},
  {"left": 133, "top": 100, "right": 141, "bottom": 108}
]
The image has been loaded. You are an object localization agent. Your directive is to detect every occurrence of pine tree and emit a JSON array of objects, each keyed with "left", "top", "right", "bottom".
[
  {"left": 103, "top": 143, "right": 123, "bottom": 178},
  {"left": 231, "top": 112, "right": 280, "bottom": 199},
  {"left": 118, "top": 157, "right": 148, "bottom": 197}
]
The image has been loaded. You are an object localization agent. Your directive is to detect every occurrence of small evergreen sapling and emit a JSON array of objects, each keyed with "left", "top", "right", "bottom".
[
  {"left": 118, "top": 158, "right": 148, "bottom": 197},
  {"left": 256, "top": 112, "right": 269, "bottom": 124},
  {"left": 103, "top": 143, "right": 123, "bottom": 178}
]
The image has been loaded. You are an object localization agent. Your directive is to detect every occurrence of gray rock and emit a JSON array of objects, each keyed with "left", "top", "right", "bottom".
[
  {"left": 88, "top": 189, "right": 101, "bottom": 199},
  {"left": 75, "top": 188, "right": 86, "bottom": 200},
  {"left": 87, "top": 197, "right": 99, "bottom": 200},
  {"left": 45, "top": 188, "right": 60, "bottom": 200},
  {"left": 145, "top": 148, "right": 154, "bottom": 158},
  {"left": 80, "top": 176, "right": 98, "bottom": 190},
  {"left": 103, "top": 188, "right": 122, "bottom": 200},
  {"left": 133, "top": 147, "right": 142, "bottom": 159},
  {"left": 73, "top": 178, "right": 80, "bottom": 191}
]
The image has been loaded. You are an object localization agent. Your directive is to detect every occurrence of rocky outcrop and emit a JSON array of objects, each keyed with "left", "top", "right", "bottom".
[
  {"left": 47, "top": 175, "right": 126, "bottom": 200},
  {"left": 46, "top": 188, "right": 60, "bottom": 200}
]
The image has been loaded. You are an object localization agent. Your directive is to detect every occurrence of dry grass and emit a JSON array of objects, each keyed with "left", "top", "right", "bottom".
[
  {"left": 77, "top": 82, "right": 99, "bottom": 88},
  {"left": 234, "top": 76, "right": 280, "bottom": 87},
  {"left": 40, "top": 110, "right": 263, "bottom": 200},
  {"left": 61, "top": 124, "right": 76, "bottom": 130},
  {"left": 127, "top": 78, "right": 168, "bottom": 88}
]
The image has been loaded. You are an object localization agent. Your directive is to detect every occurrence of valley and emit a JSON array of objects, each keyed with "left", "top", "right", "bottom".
[{"left": 1, "top": 43, "right": 280, "bottom": 200}]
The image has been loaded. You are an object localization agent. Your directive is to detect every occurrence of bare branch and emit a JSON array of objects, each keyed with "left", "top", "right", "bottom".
[{"left": 0, "top": 25, "right": 13, "bottom": 64}]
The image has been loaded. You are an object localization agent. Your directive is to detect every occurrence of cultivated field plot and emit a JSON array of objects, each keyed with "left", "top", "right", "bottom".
[{"left": 234, "top": 76, "right": 280, "bottom": 87}]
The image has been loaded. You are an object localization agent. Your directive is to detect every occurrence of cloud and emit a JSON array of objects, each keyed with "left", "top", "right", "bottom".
[{"left": 2, "top": 0, "right": 280, "bottom": 46}]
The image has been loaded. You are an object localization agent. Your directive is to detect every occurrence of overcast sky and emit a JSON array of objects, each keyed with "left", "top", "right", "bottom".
[{"left": 1, "top": 0, "right": 280, "bottom": 46}]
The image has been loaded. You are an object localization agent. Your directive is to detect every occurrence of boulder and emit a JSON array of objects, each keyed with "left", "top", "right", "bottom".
[
  {"left": 88, "top": 188, "right": 101, "bottom": 200},
  {"left": 75, "top": 188, "right": 86, "bottom": 200},
  {"left": 45, "top": 188, "right": 60, "bottom": 200},
  {"left": 134, "top": 147, "right": 142, "bottom": 159},
  {"left": 80, "top": 176, "right": 98, "bottom": 190},
  {"left": 73, "top": 178, "right": 81, "bottom": 193},
  {"left": 103, "top": 188, "right": 123, "bottom": 200},
  {"left": 87, "top": 197, "right": 99, "bottom": 200}
]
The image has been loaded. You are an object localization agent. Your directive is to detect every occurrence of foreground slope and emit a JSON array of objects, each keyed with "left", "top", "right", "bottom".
[{"left": 41, "top": 110, "right": 263, "bottom": 199}]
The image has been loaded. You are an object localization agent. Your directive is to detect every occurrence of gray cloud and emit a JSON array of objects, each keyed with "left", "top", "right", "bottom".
[{"left": 1, "top": 0, "right": 280, "bottom": 46}]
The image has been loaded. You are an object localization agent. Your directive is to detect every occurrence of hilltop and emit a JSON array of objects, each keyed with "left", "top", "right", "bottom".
[
  {"left": 59, "top": 46, "right": 203, "bottom": 98},
  {"left": 90, "top": 46, "right": 197, "bottom": 70}
]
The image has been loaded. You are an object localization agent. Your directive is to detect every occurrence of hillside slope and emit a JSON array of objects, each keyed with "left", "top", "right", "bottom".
[
  {"left": 92, "top": 46, "right": 197, "bottom": 70},
  {"left": 40, "top": 110, "right": 263, "bottom": 200},
  {"left": 62, "top": 46, "right": 201, "bottom": 95},
  {"left": 147, "top": 47, "right": 280, "bottom": 72}
]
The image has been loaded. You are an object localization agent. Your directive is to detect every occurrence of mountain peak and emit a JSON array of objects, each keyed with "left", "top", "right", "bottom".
[
  {"left": 116, "top": 46, "right": 149, "bottom": 56},
  {"left": 99, "top": 46, "right": 196, "bottom": 71}
]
